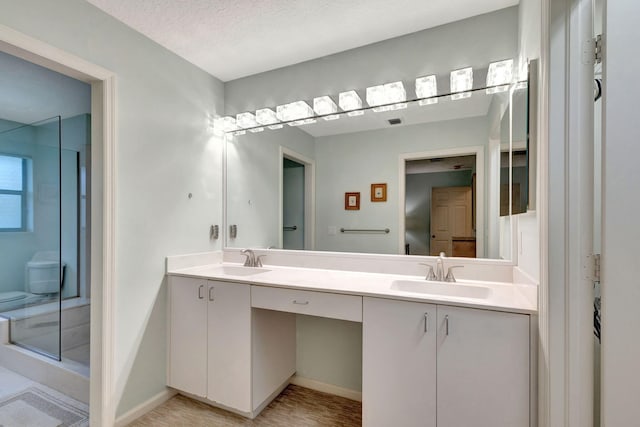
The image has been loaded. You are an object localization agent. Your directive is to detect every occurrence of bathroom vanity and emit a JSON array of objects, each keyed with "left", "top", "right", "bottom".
[{"left": 166, "top": 256, "right": 536, "bottom": 427}]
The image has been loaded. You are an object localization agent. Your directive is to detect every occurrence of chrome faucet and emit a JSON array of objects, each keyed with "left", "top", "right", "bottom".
[
  {"left": 422, "top": 252, "right": 464, "bottom": 282},
  {"left": 240, "top": 249, "right": 265, "bottom": 267},
  {"left": 435, "top": 252, "right": 446, "bottom": 281},
  {"left": 240, "top": 249, "right": 255, "bottom": 267}
]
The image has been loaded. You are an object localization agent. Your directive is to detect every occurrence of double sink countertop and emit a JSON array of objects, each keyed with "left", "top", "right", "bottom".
[{"left": 167, "top": 263, "right": 538, "bottom": 315}]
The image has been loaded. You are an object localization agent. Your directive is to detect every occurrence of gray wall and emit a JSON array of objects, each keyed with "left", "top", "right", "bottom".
[
  {"left": 225, "top": 7, "right": 519, "bottom": 115},
  {"left": 405, "top": 170, "right": 473, "bottom": 255},
  {"left": 0, "top": 0, "right": 225, "bottom": 417}
]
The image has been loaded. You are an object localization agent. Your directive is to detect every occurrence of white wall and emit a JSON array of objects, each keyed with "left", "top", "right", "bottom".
[
  {"left": 601, "top": 1, "right": 640, "bottom": 425},
  {"left": 0, "top": 0, "right": 225, "bottom": 417}
]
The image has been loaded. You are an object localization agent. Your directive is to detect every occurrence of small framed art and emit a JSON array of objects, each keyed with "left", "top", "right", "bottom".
[
  {"left": 371, "top": 183, "right": 387, "bottom": 202},
  {"left": 345, "top": 192, "right": 360, "bottom": 210}
]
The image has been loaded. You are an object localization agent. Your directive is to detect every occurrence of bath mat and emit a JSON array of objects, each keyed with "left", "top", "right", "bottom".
[{"left": 0, "top": 386, "right": 88, "bottom": 427}]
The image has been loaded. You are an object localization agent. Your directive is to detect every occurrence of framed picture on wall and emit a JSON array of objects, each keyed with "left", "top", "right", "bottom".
[
  {"left": 371, "top": 183, "right": 387, "bottom": 202},
  {"left": 345, "top": 192, "right": 360, "bottom": 210}
]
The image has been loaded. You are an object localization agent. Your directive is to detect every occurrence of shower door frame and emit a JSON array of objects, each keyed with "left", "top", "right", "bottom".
[{"left": 0, "top": 25, "right": 117, "bottom": 427}]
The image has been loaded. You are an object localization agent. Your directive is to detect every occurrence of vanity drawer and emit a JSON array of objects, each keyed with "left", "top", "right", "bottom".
[{"left": 251, "top": 286, "right": 362, "bottom": 322}]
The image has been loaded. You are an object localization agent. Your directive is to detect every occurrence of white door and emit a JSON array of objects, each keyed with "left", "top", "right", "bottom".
[
  {"left": 206, "top": 281, "right": 252, "bottom": 412},
  {"left": 436, "top": 306, "right": 529, "bottom": 427},
  {"left": 362, "top": 297, "right": 437, "bottom": 427},
  {"left": 167, "top": 276, "right": 208, "bottom": 397}
]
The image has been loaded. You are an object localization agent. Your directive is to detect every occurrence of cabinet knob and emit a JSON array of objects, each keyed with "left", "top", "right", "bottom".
[
  {"left": 445, "top": 315, "right": 450, "bottom": 336},
  {"left": 424, "top": 312, "right": 429, "bottom": 333},
  {"left": 198, "top": 285, "right": 204, "bottom": 299},
  {"left": 208, "top": 287, "right": 215, "bottom": 301}
]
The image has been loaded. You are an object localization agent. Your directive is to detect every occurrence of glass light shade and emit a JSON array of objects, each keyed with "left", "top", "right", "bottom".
[
  {"left": 276, "top": 101, "right": 314, "bottom": 122},
  {"left": 222, "top": 116, "right": 238, "bottom": 132},
  {"left": 256, "top": 108, "right": 280, "bottom": 125},
  {"left": 450, "top": 67, "right": 473, "bottom": 100},
  {"left": 339, "top": 90, "right": 364, "bottom": 116},
  {"left": 416, "top": 75, "right": 438, "bottom": 105},
  {"left": 314, "top": 96, "right": 340, "bottom": 121},
  {"left": 366, "top": 82, "right": 407, "bottom": 112},
  {"left": 486, "top": 59, "right": 513, "bottom": 93},
  {"left": 236, "top": 112, "right": 258, "bottom": 129}
]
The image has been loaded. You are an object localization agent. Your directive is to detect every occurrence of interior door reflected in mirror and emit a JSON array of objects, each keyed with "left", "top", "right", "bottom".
[{"left": 226, "top": 83, "right": 530, "bottom": 261}]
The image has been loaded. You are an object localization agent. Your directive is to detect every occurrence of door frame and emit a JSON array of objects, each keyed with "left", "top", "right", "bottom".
[
  {"left": 279, "top": 146, "right": 315, "bottom": 250},
  {"left": 0, "top": 24, "right": 117, "bottom": 426},
  {"left": 398, "top": 146, "right": 486, "bottom": 258}
]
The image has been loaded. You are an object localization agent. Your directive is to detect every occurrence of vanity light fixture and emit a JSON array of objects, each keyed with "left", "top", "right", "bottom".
[
  {"left": 450, "top": 67, "right": 473, "bottom": 100},
  {"left": 222, "top": 116, "right": 239, "bottom": 132},
  {"left": 313, "top": 96, "right": 340, "bottom": 120},
  {"left": 339, "top": 90, "right": 364, "bottom": 116},
  {"left": 276, "top": 101, "right": 315, "bottom": 126},
  {"left": 256, "top": 108, "right": 283, "bottom": 130},
  {"left": 236, "top": 112, "right": 264, "bottom": 133},
  {"left": 415, "top": 75, "right": 438, "bottom": 106},
  {"left": 486, "top": 59, "right": 513, "bottom": 94},
  {"left": 366, "top": 81, "right": 407, "bottom": 112}
]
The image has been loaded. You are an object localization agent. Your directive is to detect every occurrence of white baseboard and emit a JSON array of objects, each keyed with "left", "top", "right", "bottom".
[
  {"left": 290, "top": 375, "right": 362, "bottom": 402},
  {"left": 114, "top": 388, "right": 177, "bottom": 427}
]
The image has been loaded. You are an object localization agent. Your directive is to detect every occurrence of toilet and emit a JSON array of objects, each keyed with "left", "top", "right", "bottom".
[{"left": 25, "top": 251, "right": 65, "bottom": 295}]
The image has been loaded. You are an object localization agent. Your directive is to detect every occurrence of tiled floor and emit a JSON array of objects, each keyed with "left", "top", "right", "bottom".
[
  {"left": 129, "top": 384, "right": 362, "bottom": 426},
  {"left": 0, "top": 365, "right": 89, "bottom": 426}
]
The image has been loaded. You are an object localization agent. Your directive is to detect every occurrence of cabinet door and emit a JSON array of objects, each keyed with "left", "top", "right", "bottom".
[
  {"left": 167, "top": 276, "right": 208, "bottom": 397},
  {"left": 437, "top": 306, "right": 529, "bottom": 427},
  {"left": 363, "top": 297, "right": 437, "bottom": 427},
  {"left": 207, "top": 281, "right": 252, "bottom": 413}
]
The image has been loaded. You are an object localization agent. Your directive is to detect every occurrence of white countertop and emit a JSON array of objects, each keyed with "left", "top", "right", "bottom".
[{"left": 168, "top": 263, "right": 537, "bottom": 315}]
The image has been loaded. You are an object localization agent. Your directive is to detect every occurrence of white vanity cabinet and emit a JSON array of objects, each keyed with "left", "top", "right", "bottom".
[
  {"left": 363, "top": 297, "right": 530, "bottom": 427},
  {"left": 168, "top": 276, "right": 251, "bottom": 413},
  {"left": 362, "top": 297, "right": 437, "bottom": 427}
]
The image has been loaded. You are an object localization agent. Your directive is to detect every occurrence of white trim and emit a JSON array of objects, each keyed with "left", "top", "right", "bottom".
[
  {"left": 398, "top": 145, "right": 494, "bottom": 260},
  {"left": 279, "top": 147, "right": 316, "bottom": 250},
  {"left": 289, "top": 375, "right": 362, "bottom": 402},
  {"left": 0, "top": 25, "right": 116, "bottom": 427},
  {"left": 537, "top": 1, "right": 550, "bottom": 426},
  {"left": 114, "top": 389, "right": 177, "bottom": 427}
]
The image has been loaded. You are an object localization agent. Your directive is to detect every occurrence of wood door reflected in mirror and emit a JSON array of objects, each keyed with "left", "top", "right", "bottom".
[{"left": 430, "top": 187, "right": 473, "bottom": 257}]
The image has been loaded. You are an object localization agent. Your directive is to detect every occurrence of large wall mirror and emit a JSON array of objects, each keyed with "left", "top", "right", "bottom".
[{"left": 223, "top": 5, "right": 537, "bottom": 262}]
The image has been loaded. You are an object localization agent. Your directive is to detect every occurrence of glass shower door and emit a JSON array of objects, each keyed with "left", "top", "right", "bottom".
[{"left": 0, "top": 116, "right": 62, "bottom": 361}]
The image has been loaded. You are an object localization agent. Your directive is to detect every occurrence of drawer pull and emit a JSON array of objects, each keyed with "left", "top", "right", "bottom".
[
  {"left": 293, "top": 300, "right": 309, "bottom": 305},
  {"left": 198, "top": 285, "right": 204, "bottom": 299}
]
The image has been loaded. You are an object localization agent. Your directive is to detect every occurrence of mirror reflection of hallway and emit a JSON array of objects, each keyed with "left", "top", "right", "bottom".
[
  {"left": 282, "top": 157, "right": 305, "bottom": 250},
  {"left": 405, "top": 155, "right": 476, "bottom": 257}
]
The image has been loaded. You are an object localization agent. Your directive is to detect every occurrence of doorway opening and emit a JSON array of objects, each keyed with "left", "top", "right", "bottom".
[
  {"left": 399, "top": 146, "right": 484, "bottom": 257},
  {"left": 279, "top": 147, "right": 315, "bottom": 250}
]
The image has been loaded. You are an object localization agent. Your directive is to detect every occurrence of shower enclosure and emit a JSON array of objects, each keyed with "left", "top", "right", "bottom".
[{"left": 0, "top": 115, "right": 89, "bottom": 367}]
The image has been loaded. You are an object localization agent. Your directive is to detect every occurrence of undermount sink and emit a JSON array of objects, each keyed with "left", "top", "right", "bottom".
[
  {"left": 217, "top": 265, "right": 271, "bottom": 276},
  {"left": 391, "top": 280, "right": 491, "bottom": 299}
]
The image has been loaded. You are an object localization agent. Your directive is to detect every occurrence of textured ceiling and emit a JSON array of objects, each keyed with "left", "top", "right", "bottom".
[{"left": 85, "top": 0, "right": 519, "bottom": 82}]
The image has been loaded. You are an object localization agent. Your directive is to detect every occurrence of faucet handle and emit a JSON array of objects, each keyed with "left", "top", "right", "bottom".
[
  {"left": 240, "top": 249, "right": 253, "bottom": 266},
  {"left": 420, "top": 263, "right": 437, "bottom": 281},
  {"left": 445, "top": 265, "right": 464, "bottom": 282},
  {"left": 255, "top": 255, "right": 266, "bottom": 267}
]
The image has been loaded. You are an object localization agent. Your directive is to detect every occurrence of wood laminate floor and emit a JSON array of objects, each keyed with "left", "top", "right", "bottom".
[{"left": 129, "top": 385, "right": 362, "bottom": 427}]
